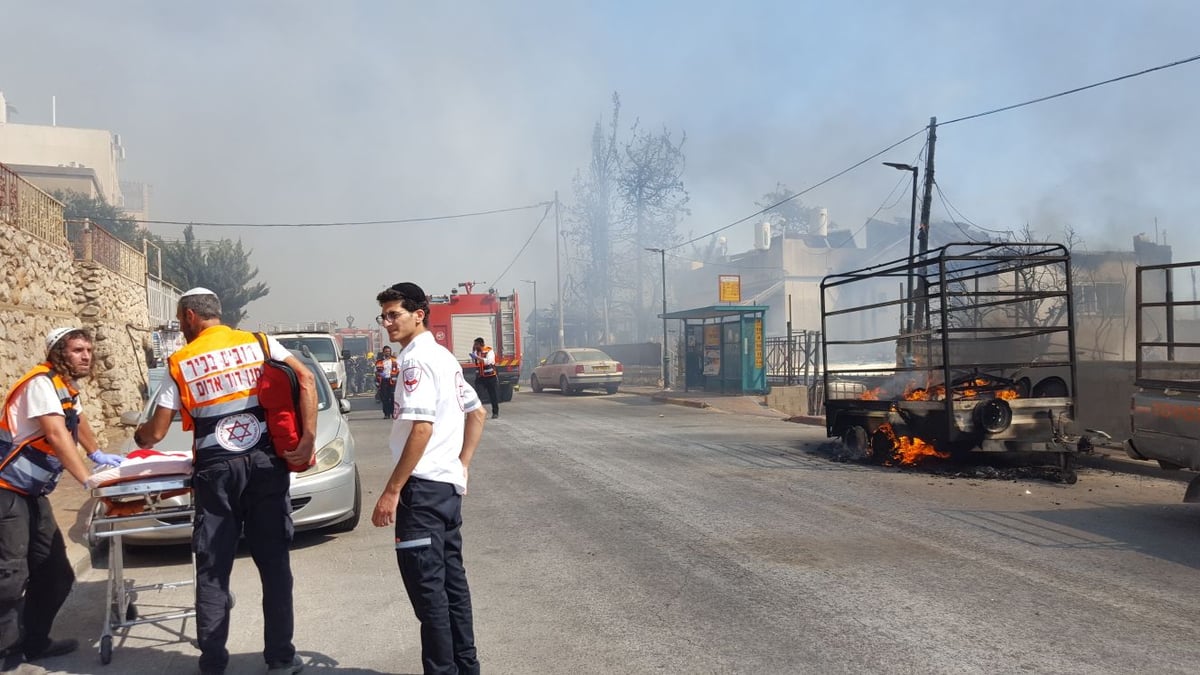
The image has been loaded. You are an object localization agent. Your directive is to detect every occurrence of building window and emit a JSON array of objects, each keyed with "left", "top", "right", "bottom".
[{"left": 1074, "top": 282, "right": 1125, "bottom": 317}]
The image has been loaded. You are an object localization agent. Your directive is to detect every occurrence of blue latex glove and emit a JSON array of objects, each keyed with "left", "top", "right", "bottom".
[{"left": 88, "top": 450, "right": 124, "bottom": 468}]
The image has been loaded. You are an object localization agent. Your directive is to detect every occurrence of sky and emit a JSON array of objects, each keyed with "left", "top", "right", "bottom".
[{"left": 2, "top": 1, "right": 1199, "bottom": 328}]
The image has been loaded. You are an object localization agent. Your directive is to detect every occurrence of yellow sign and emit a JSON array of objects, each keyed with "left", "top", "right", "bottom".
[
  {"left": 754, "top": 319, "right": 763, "bottom": 369},
  {"left": 718, "top": 274, "right": 741, "bottom": 303}
]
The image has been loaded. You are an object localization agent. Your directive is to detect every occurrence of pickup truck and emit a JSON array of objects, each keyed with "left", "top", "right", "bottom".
[{"left": 1124, "top": 260, "right": 1200, "bottom": 502}]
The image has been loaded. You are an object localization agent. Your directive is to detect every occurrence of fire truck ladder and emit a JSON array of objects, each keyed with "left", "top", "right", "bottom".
[{"left": 500, "top": 303, "right": 517, "bottom": 358}]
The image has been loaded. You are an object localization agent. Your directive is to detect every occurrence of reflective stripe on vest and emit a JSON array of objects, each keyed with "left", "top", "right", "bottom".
[
  {"left": 0, "top": 364, "right": 78, "bottom": 496},
  {"left": 476, "top": 346, "right": 497, "bottom": 378},
  {"left": 167, "top": 325, "right": 271, "bottom": 459}
]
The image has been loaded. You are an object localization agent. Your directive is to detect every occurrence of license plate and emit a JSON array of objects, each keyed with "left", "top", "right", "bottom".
[{"left": 592, "top": 366, "right": 609, "bottom": 372}]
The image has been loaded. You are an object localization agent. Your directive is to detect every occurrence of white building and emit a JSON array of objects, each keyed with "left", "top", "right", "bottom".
[{"left": 0, "top": 90, "right": 127, "bottom": 207}]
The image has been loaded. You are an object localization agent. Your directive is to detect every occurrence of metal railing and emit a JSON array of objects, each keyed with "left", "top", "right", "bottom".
[
  {"left": 764, "top": 330, "right": 823, "bottom": 386},
  {"left": 147, "top": 276, "right": 181, "bottom": 327},
  {"left": 0, "top": 163, "right": 68, "bottom": 247},
  {"left": 70, "top": 220, "right": 148, "bottom": 283}
]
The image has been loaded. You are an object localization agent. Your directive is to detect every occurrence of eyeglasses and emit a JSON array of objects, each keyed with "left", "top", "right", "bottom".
[{"left": 376, "top": 310, "right": 411, "bottom": 325}]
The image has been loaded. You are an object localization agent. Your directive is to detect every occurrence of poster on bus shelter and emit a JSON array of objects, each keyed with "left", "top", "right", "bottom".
[{"left": 702, "top": 325, "right": 721, "bottom": 376}]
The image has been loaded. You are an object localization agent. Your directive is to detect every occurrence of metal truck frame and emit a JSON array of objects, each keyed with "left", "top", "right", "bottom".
[
  {"left": 1125, "top": 260, "right": 1200, "bottom": 501},
  {"left": 820, "top": 242, "right": 1081, "bottom": 481}
]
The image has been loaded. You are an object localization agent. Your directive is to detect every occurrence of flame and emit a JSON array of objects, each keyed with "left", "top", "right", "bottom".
[
  {"left": 960, "top": 388, "right": 978, "bottom": 399},
  {"left": 877, "top": 423, "right": 950, "bottom": 465},
  {"left": 997, "top": 389, "right": 1019, "bottom": 400},
  {"left": 860, "top": 387, "right": 884, "bottom": 400}
]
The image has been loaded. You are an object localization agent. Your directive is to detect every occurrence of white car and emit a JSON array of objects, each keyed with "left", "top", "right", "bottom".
[
  {"left": 272, "top": 332, "right": 347, "bottom": 400},
  {"left": 92, "top": 354, "right": 361, "bottom": 546},
  {"left": 531, "top": 348, "right": 623, "bottom": 395}
]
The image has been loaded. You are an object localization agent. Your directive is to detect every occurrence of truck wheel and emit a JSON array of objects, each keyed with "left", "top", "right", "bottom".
[
  {"left": 531, "top": 374, "right": 543, "bottom": 393},
  {"left": 841, "top": 425, "right": 868, "bottom": 453},
  {"left": 869, "top": 429, "right": 897, "bottom": 465},
  {"left": 500, "top": 384, "right": 514, "bottom": 402}
]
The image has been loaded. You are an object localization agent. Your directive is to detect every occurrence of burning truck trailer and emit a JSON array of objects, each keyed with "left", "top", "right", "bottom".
[{"left": 819, "top": 242, "right": 1084, "bottom": 482}]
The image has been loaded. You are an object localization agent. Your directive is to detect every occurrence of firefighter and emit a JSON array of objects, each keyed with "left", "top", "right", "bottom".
[
  {"left": 133, "top": 288, "right": 317, "bottom": 675},
  {"left": 0, "top": 327, "right": 125, "bottom": 671},
  {"left": 375, "top": 345, "right": 400, "bottom": 419},
  {"left": 469, "top": 337, "right": 500, "bottom": 419}
]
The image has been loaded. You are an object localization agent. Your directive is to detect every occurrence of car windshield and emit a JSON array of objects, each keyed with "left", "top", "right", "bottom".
[
  {"left": 277, "top": 337, "right": 337, "bottom": 362},
  {"left": 572, "top": 350, "right": 613, "bottom": 362}
]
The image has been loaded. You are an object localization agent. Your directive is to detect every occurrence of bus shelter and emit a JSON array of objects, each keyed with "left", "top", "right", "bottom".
[{"left": 661, "top": 305, "right": 768, "bottom": 395}]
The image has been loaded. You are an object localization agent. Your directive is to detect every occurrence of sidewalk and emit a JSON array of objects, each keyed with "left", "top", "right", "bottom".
[{"left": 620, "top": 385, "right": 797, "bottom": 420}]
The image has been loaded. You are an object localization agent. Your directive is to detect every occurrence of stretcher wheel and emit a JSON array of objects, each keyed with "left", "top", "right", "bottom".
[
  {"left": 126, "top": 603, "right": 138, "bottom": 621},
  {"left": 99, "top": 634, "right": 113, "bottom": 665}
]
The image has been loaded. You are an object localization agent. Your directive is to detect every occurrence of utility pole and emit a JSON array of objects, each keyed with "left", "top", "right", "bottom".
[
  {"left": 913, "top": 117, "right": 937, "bottom": 335},
  {"left": 645, "top": 247, "right": 669, "bottom": 388},
  {"left": 555, "top": 191, "right": 564, "bottom": 349}
]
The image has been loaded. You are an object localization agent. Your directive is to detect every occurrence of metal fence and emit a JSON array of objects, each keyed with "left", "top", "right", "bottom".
[
  {"left": 69, "top": 220, "right": 148, "bottom": 283},
  {"left": 0, "top": 163, "right": 68, "bottom": 247},
  {"left": 147, "top": 276, "right": 181, "bottom": 327},
  {"left": 764, "top": 330, "right": 823, "bottom": 386}
]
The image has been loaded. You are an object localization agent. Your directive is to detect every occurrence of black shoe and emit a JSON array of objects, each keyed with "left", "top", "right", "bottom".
[
  {"left": 492, "top": 412, "right": 499, "bottom": 419},
  {"left": 24, "top": 637, "right": 78, "bottom": 661},
  {"left": 266, "top": 654, "right": 304, "bottom": 674}
]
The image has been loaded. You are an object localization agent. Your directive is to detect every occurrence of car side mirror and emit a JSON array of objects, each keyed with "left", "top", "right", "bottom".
[
  {"left": 119, "top": 411, "right": 141, "bottom": 427},
  {"left": 338, "top": 398, "right": 352, "bottom": 415}
]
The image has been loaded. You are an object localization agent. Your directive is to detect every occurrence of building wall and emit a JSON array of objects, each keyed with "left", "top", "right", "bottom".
[
  {"left": 1, "top": 222, "right": 150, "bottom": 439},
  {"left": 0, "top": 123, "right": 124, "bottom": 206}
]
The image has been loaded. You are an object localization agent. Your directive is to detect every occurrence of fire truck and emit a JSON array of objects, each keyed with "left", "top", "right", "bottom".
[
  {"left": 334, "top": 327, "right": 382, "bottom": 358},
  {"left": 428, "top": 282, "right": 521, "bottom": 402}
]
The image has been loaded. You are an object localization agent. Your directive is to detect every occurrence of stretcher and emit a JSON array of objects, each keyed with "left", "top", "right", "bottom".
[{"left": 87, "top": 472, "right": 195, "bottom": 665}]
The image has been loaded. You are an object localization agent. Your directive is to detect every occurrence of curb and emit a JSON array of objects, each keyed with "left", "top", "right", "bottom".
[
  {"left": 654, "top": 396, "right": 710, "bottom": 410},
  {"left": 784, "top": 415, "right": 824, "bottom": 426}
]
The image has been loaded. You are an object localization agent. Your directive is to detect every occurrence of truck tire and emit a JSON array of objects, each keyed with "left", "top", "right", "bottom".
[{"left": 500, "top": 384, "right": 514, "bottom": 402}]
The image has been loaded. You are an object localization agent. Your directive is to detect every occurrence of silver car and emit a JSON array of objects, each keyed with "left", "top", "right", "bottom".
[
  {"left": 530, "top": 348, "right": 623, "bottom": 395},
  {"left": 92, "top": 354, "right": 361, "bottom": 546}
]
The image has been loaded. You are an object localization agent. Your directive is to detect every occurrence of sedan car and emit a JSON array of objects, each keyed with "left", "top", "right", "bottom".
[
  {"left": 93, "top": 353, "right": 361, "bottom": 546},
  {"left": 530, "top": 348, "right": 623, "bottom": 395}
]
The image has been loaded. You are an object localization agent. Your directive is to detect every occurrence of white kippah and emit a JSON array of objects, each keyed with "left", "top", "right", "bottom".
[{"left": 180, "top": 287, "right": 216, "bottom": 298}]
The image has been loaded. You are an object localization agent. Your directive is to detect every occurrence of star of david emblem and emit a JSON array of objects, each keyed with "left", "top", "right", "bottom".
[
  {"left": 215, "top": 412, "right": 262, "bottom": 452},
  {"left": 226, "top": 418, "right": 255, "bottom": 442}
]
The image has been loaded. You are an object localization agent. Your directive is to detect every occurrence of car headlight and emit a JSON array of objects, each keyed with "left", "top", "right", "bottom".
[{"left": 301, "top": 436, "right": 346, "bottom": 476}]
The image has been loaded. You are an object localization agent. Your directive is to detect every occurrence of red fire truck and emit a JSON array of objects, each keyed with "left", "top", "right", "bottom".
[
  {"left": 334, "top": 327, "right": 382, "bottom": 358},
  {"left": 428, "top": 282, "right": 521, "bottom": 402}
]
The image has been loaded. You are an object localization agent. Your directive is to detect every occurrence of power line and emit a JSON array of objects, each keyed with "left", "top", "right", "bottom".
[
  {"left": 131, "top": 202, "right": 553, "bottom": 228},
  {"left": 671, "top": 126, "right": 928, "bottom": 251},
  {"left": 933, "top": 182, "right": 1014, "bottom": 238},
  {"left": 489, "top": 202, "right": 554, "bottom": 289},
  {"left": 942, "top": 52, "right": 1200, "bottom": 126}
]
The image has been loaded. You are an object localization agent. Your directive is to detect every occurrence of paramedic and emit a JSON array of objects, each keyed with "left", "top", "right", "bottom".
[
  {"left": 375, "top": 344, "right": 400, "bottom": 419},
  {"left": 469, "top": 337, "right": 500, "bottom": 419},
  {"left": 133, "top": 288, "right": 317, "bottom": 675},
  {"left": 0, "top": 327, "right": 124, "bottom": 671},
  {"left": 372, "top": 282, "right": 487, "bottom": 675}
]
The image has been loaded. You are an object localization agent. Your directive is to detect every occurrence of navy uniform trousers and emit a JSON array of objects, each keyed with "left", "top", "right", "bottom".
[
  {"left": 0, "top": 490, "right": 73, "bottom": 659},
  {"left": 192, "top": 451, "right": 295, "bottom": 673},
  {"left": 396, "top": 476, "right": 479, "bottom": 675}
]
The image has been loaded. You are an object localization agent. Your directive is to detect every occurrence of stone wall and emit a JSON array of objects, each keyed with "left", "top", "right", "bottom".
[
  {"left": 74, "top": 261, "right": 151, "bottom": 434},
  {"left": 1, "top": 226, "right": 150, "bottom": 440}
]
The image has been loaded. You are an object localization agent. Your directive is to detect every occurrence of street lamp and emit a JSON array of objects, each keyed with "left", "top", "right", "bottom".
[
  {"left": 883, "top": 161, "right": 919, "bottom": 336},
  {"left": 645, "top": 247, "right": 670, "bottom": 389},
  {"left": 520, "top": 279, "right": 538, "bottom": 365}
]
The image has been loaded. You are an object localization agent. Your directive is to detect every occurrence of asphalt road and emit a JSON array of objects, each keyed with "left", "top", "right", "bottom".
[{"left": 38, "top": 390, "right": 1200, "bottom": 674}]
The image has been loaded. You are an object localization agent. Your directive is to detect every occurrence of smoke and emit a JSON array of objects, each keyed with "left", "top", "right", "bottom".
[{"left": 3, "top": 1, "right": 1200, "bottom": 329}]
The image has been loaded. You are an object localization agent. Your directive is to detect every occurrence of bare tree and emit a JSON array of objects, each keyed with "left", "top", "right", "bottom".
[{"left": 617, "top": 120, "right": 689, "bottom": 341}]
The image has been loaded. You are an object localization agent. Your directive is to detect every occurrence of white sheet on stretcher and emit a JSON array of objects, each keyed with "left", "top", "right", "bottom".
[{"left": 85, "top": 451, "right": 194, "bottom": 489}]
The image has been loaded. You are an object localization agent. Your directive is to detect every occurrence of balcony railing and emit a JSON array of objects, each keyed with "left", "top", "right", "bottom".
[
  {"left": 69, "top": 220, "right": 148, "bottom": 283},
  {"left": 0, "top": 162, "right": 68, "bottom": 247}
]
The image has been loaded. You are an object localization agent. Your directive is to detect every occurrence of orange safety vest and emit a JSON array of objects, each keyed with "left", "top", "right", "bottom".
[
  {"left": 376, "top": 356, "right": 399, "bottom": 383},
  {"left": 168, "top": 325, "right": 272, "bottom": 463},
  {"left": 0, "top": 364, "right": 80, "bottom": 496},
  {"left": 474, "top": 346, "right": 497, "bottom": 378}
]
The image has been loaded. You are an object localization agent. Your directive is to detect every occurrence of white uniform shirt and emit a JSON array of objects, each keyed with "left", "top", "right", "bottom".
[
  {"left": 5, "top": 375, "right": 81, "bottom": 446},
  {"left": 154, "top": 335, "right": 292, "bottom": 410},
  {"left": 388, "top": 331, "right": 482, "bottom": 494}
]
